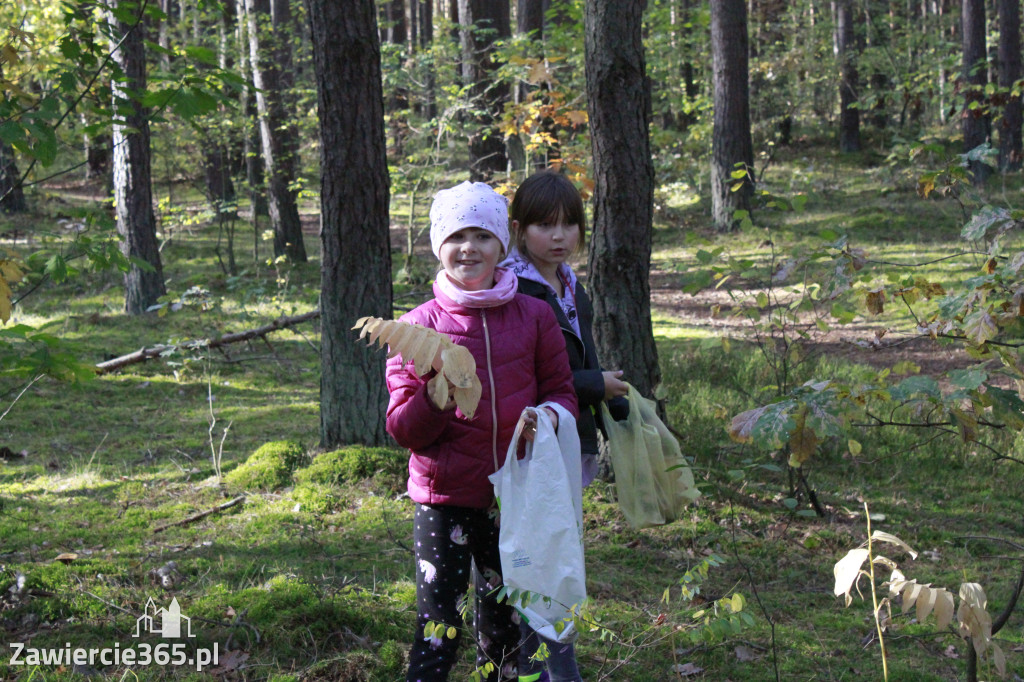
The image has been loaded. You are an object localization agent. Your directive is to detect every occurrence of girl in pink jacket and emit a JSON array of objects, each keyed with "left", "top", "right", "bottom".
[{"left": 385, "top": 181, "right": 577, "bottom": 682}]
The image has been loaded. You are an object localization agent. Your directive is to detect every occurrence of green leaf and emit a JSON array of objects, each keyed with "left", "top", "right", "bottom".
[
  {"left": 962, "top": 206, "right": 1013, "bottom": 241},
  {"left": 44, "top": 255, "right": 69, "bottom": 283},
  {"left": 948, "top": 367, "right": 987, "bottom": 391},
  {"left": 183, "top": 45, "right": 220, "bottom": 66},
  {"left": 890, "top": 375, "right": 941, "bottom": 401},
  {"left": 984, "top": 386, "right": 1024, "bottom": 429}
]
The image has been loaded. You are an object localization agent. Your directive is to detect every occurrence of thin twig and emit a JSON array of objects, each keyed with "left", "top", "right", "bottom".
[
  {"left": 0, "top": 374, "right": 44, "bottom": 423},
  {"left": 152, "top": 495, "right": 245, "bottom": 533}
]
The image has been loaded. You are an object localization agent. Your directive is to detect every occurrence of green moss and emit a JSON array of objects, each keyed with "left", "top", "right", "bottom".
[
  {"left": 295, "top": 446, "right": 406, "bottom": 490},
  {"left": 287, "top": 483, "right": 337, "bottom": 514},
  {"left": 225, "top": 440, "right": 308, "bottom": 491}
]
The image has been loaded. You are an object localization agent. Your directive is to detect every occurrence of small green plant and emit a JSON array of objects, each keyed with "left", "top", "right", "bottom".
[{"left": 834, "top": 505, "right": 1009, "bottom": 681}]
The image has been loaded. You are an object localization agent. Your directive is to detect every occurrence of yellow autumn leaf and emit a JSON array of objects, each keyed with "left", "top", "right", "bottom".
[
  {"left": 787, "top": 406, "right": 818, "bottom": 467},
  {"left": 865, "top": 288, "right": 886, "bottom": 315},
  {"left": 833, "top": 547, "right": 870, "bottom": 607}
]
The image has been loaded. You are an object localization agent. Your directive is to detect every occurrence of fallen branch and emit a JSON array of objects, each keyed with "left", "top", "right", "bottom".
[
  {"left": 95, "top": 310, "right": 321, "bottom": 375},
  {"left": 153, "top": 495, "right": 245, "bottom": 534}
]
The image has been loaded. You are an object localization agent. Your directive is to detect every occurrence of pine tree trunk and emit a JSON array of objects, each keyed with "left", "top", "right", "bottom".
[
  {"left": 245, "top": 0, "right": 307, "bottom": 262},
  {"left": 110, "top": 3, "right": 166, "bottom": 315},
  {"left": 584, "top": 0, "right": 660, "bottom": 399},
  {"left": 306, "top": 0, "right": 393, "bottom": 447},
  {"left": 710, "top": 0, "right": 753, "bottom": 231},
  {"left": 417, "top": 0, "right": 436, "bottom": 120},
  {"left": 997, "top": 0, "right": 1022, "bottom": 171},
  {"left": 836, "top": 0, "right": 861, "bottom": 152},
  {"left": 0, "top": 143, "right": 26, "bottom": 213},
  {"left": 961, "top": 0, "right": 991, "bottom": 185},
  {"left": 458, "top": 0, "right": 510, "bottom": 181}
]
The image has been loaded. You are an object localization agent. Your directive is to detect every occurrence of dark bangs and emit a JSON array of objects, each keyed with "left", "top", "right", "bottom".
[{"left": 509, "top": 171, "right": 587, "bottom": 256}]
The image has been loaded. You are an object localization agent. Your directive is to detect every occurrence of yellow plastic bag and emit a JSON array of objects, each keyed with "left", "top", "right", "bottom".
[{"left": 600, "top": 384, "right": 701, "bottom": 528}]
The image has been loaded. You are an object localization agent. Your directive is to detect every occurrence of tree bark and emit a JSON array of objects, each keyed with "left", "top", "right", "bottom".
[
  {"left": 235, "top": 0, "right": 268, "bottom": 219},
  {"left": 0, "top": 143, "right": 26, "bottom": 213},
  {"left": 710, "top": 0, "right": 753, "bottom": 231},
  {"left": 417, "top": 0, "right": 436, "bottom": 120},
  {"left": 584, "top": 0, "right": 660, "bottom": 399},
  {"left": 458, "top": 0, "right": 510, "bottom": 180},
  {"left": 110, "top": 3, "right": 166, "bottom": 315},
  {"left": 518, "top": 0, "right": 544, "bottom": 37},
  {"left": 961, "top": 0, "right": 991, "bottom": 185},
  {"left": 306, "top": 0, "right": 393, "bottom": 447},
  {"left": 997, "top": 0, "right": 1022, "bottom": 171},
  {"left": 245, "top": 0, "right": 307, "bottom": 262},
  {"left": 836, "top": 0, "right": 861, "bottom": 152}
]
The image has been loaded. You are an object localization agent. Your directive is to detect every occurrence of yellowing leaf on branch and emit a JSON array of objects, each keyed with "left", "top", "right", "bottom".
[
  {"left": 871, "top": 531, "right": 918, "bottom": 559},
  {"left": 787, "top": 406, "right": 818, "bottom": 467},
  {"left": 833, "top": 547, "right": 870, "bottom": 607},
  {"left": 865, "top": 288, "right": 886, "bottom": 315},
  {"left": 352, "top": 317, "right": 482, "bottom": 418},
  {"left": 957, "top": 583, "right": 993, "bottom": 658},
  {"left": 963, "top": 308, "right": 998, "bottom": 346},
  {"left": 728, "top": 405, "right": 767, "bottom": 443}
]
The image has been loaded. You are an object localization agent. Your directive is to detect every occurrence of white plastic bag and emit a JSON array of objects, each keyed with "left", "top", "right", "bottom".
[{"left": 488, "top": 404, "right": 586, "bottom": 643}]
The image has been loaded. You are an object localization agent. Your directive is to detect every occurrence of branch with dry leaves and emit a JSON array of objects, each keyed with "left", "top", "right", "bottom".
[{"left": 94, "top": 310, "right": 321, "bottom": 375}]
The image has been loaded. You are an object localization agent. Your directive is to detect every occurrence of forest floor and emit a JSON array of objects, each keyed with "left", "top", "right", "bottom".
[{"left": 1, "top": 142, "right": 1024, "bottom": 681}]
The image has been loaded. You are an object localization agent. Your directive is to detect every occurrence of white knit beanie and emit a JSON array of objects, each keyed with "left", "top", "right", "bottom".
[{"left": 429, "top": 181, "right": 510, "bottom": 258}]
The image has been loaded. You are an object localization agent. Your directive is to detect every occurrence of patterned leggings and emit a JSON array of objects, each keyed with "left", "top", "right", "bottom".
[{"left": 407, "top": 503, "right": 519, "bottom": 682}]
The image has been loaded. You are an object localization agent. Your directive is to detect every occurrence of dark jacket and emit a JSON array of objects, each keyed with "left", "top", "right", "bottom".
[
  {"left": 385, "top": 282, "right": 578, "bottom": 508},
  {"left": 517, "top": 277, "right": 629, "bottom": 454}
]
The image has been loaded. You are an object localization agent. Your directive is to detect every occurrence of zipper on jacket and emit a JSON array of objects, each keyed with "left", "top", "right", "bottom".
[{"left": 481, "top": 309, "right": 500, "bottom": 472}]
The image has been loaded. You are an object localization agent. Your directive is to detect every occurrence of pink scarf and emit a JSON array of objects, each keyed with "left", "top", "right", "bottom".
[{"left": 436, "top": 267, "right": 518, "bottom": 308}]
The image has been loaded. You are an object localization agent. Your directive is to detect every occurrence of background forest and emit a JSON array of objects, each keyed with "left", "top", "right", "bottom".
[{"left": 2, "top": 0, "right": 1024, "bottom": 680}]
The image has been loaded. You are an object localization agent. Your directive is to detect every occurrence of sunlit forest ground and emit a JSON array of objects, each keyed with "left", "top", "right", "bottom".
[{"left": 1, "top": 133, "right": 1023, "bottom": 681}]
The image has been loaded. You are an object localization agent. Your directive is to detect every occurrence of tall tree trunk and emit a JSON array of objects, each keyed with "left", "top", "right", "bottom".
[
  {"left": 245, "top": 0, "right": 308, "bottom": 262},
  {"left": 518, "top": 0, "right": 544, "bottom": 37},
  {"left": 836, "top": 0, "right": 861, "bottom": 151},
  {"left": 710, "top": 0, "right": 753, "bottom": 231},
  {"left": 418, "top": 0, "right": 436, "bottom": 120},
  {"left": 0, "top": 143, "right": 26, "bottom": 213},
  {"left": 110, "top": 3, "right": 166, "bottom": 315},
  {"left": 458, "top": 0, "right": 510, "bottom": 180},
  {"left": 961, "top": 0, "right": 991, "bottom": 185},
  {"left": 305, "top": 0, "right": 393, "bottom": 447},
  {"left": 202, "top": 0, "right": 237, "bottom": 216},
  {"left": 235, "top": 0, "right": 268, "bottom": 219},
  {"left": 584, "top": 0, "right": 660, "bottom": 399},
  {"left": 997, "top": 0, "right": 1021, "bottom": 171}
]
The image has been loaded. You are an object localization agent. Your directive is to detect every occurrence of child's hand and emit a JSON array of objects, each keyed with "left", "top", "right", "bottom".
[
  {"left": 603, "top": 370, "right": 629, "bottom": 400},
  {"left": 519, "top": 407, "right": 558, "bottom": 441}
]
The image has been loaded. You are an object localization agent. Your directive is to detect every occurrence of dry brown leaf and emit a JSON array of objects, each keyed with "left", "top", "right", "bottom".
[
  {"left": 440, "top": 345, "right": 476, "bottom": 388},
  {"left": 353, "top": 317, "right": 482, "bottom": 418},
  {"left": 454, "top": 380, "right": 482, "bottom": 420},
  {"left": 428, "top": 373, "right": 448, "bottom": 410}
]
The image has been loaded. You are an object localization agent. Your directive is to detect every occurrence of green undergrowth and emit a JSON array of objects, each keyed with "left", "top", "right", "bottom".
[{"left": 3, "top": 150, "right": 1024, "bottom": 680}]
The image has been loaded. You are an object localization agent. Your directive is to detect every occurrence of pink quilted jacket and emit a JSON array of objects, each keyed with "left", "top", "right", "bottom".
[{"left": 385, "top": 283, "right": 578, "bottom": 508}]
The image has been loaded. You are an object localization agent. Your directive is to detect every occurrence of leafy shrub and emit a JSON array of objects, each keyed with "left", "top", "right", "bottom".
[{"left": 225, "top": 440, "right": 307, "bottom": 491}]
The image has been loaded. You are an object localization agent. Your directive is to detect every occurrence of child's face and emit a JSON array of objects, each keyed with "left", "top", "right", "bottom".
[
  {"left": 517, "top": 216, "right": 580, "bottom": 271},
  {"left": 439, "top": 227, "right": 503, "bottom": 291}
]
